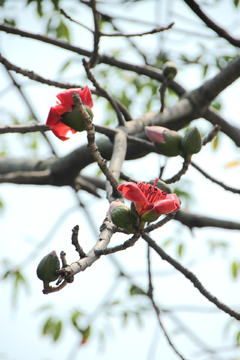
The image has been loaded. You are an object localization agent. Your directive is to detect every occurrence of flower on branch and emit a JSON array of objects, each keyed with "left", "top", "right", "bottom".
[
  {"left": 46, "top": 86, "right": 94, "bottom": 141},
  {"left": 118, "top": 179, "right": 180, "bottom": 223}
]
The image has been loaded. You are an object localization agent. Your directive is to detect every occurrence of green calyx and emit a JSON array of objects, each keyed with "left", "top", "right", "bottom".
[
  {"left": 162, "top": 61, "right": 177, "bottom": 80},
  {"left": 181, "top": 127, "right": 202, "bottom": 156},
  {"left": 36, "top": 251, "right": 60, "bottom": 283},
  {"left": 155, "top": 130, "right": 183, "bottom": 157},
  {"left": 149, "top": 179, "right": 172, "bottom": 194},
  {"left": 61, "top": 105, "right": 94, "bottom": 132},
  {"left": 141, "top": 209, "right": 160, "bottom": 223}
]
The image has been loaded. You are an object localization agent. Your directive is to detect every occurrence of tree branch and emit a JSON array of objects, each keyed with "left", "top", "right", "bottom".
[
  {"left": 183, "top": 0, "right": 240, "bottom": 47},
  {"left": 191, "top": 161, "right": 240, "bottom": 194},
  {"left": 174, "top": 209, "right": 240, "bottom": 231},
  {"left": 142, "top": 233, "right": 240, "bottom": 320}
]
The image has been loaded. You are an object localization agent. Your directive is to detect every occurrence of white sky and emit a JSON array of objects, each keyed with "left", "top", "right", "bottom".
[{"left": 0, "top": 1, "right": 240, "bottom": 360}]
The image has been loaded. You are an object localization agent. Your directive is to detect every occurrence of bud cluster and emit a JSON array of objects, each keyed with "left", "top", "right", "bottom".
[{"left": 145, "top": 126, "right": 202, "bottom": 160}]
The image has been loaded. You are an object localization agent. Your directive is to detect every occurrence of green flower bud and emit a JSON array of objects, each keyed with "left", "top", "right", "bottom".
[
  {"left": 149, "top": 179, "right": 172, "bottom": 194},
  {"left": 37, "top": 251, "right": 60, "bottom": 283},
  {"left": 61, "top": 105, "right": 94, "bottom": 132},
  {"left": 110, "top": 201, "right": 136, "bottom": 232},
  {"left": 155, "top": 130, "right": 183, "bottom": 157},
  {"left": 181, "top": 127, "right": 202, "bottom": 155},
  {"left": 162, "top": 61, "right": 177, "bottom": 80}
]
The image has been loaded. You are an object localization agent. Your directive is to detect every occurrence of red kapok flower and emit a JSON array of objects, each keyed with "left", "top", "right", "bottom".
[
  {"left": 46, "top": 86, "right": 94, "bottom": 141},
  {"left": 118, "top": 179, "right": 180, "bottom": 217}
]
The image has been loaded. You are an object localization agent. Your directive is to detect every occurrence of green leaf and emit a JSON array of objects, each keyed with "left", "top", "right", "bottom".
[
  {"left": 56, "top": 20, "right": 70, "bottom": 42},
  {"left": 4, "top": 18, "right": 16, "bottom": 26},
  {"left": 129, "top": 285, "right": 146, "bottom": 296},
  {"left": 177, "top": 243, "right": 183, "bottom": 258},
  {"left": 234, "top": 0, "right": 240, "bottom": 7},
  {"left": 236, "top": 331, "right": 240, "bottom": 345},
  {"left": 211, "top": 100, "right": 221, "bottom": 111},
  {"left": 122, "top": 311, "right": 128, "bottom": 326},
  {"left": 58, "top": 60, "right": 72, "bottom": 74},
  {"left": 212, "top": 134, "right": 219, "bottom": 150},
  {"left": 162, "top": 237, "right": 174, "bottom": 247},
  {"left": 43, "top": 317, "right": 53, "bottom": 335},
  {"left": 203, "top": 63, "right": 209, "bottom": 78},
  {"left": 232, "top": 261, "right": 238, "bottom": 278},
  {"left": 42, "top": 317, "right": 62, "bottom": 342},
  {"left": 53, "top": 321, "right": 62, "bottom": 341},
  {"left": 80, "top": 325, "right": 91, "bottom": 344},
  {"left": 27, "top": 0, "right": 43, "bottom": 17},
  {"left": 51, "top": 0, "right": 60, "bottom": 10}
]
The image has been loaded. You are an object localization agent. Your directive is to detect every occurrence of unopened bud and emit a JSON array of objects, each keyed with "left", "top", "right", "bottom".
[
  {"left": 61, "top": 105, "right": 94, "bottom": 132},
  {"left": 181, "top": 127, "right": 202, "bottom": 155},
  {"left": 162, "top": 61, "right": 177, "bottom": 80},
  {"left": 109, "top": 201, "right": 136, "bottom": 232},
  {"left": 36, "top": 251, "right": 60, "bottom": 283}
]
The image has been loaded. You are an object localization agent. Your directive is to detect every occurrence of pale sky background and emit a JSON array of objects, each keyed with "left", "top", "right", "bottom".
[{"left": 0, "top": 1, "right": 240, "bottom": 360}]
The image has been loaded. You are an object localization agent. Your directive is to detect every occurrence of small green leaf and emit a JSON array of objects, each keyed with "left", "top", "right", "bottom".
[
  {"left": 162, "top": 237, "right": 174, "bottom": 247},
  {"left": 234, "top": 0, "right": 240, "bottom": 7},
  {"left": 212, "top": 134, "right": 219, "bottom": 150},
  {"left": 51, "top": 0, "right": 60, "bottom": 10},
  {"left": 177, "top": 243, "right": 183, "bottom": 258},
  {"left": 58, "top": 60, "right": 72, "bottom": 74},
  {"left": 4, "top": 18, "right": 16, "bottom": 26},
  {"left": 43, "top": 317, "right": 53, "bottom": 335},
  {"left": 53, "top": 321, "right": 62, "bottom": 341},
  {"left": 129, "top": 285, "right": 146, "bottom": 296},
  {"left": 236, "top": 330, "right": 240, "bottom": 345},
  {"left": 232, "top": 262, "right": 238, "bottom": 278},
  {"left": 203, "top": 64, "right": 209, "bottom": 78},
  {"left": 211, "top": 100, "right": 221, "bottom": 111},
  {"left": 56, "top": 20, "right": 70, "bottom": 42},
  {"left": 80, "top": 325, "right": 91, "bottom": 344},
  {"left": 122, "top": 311, "right": 128, "bottom": 326}
]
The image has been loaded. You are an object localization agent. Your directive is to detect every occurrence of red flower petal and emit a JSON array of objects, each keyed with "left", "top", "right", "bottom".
[
  {"left": 56, "top": 88, "right": 78, "bottom": 108},
  {"left": 80, "top": 86, "right": 94, "bottom": 108},
  {"left": 46, "top": 87, "right": 94, "bottom": 141},
  {"left": 153, "top": 194, "right": 180, "bottom": 215},
  {"left": 118, "top": 182, "right": 147, "bottom": 203},
  {"left": 118, "top": 181, "right": 180, "bottom": 217}
]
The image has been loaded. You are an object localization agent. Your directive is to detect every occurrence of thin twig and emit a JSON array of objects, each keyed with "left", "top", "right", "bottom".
[
  {"left": 164, "top": 161, "right": 191, "bottom": 184},
  {"left": 0, "top": 24, "right": 186, "bottom": 96},
  {"left": 146, "top": 246, "right": 186, "bottom": 360},
  {"left": 94, "top": 233, "right": 141, "bottom": 255},
  {"left": 191, "top": 161, "right": 240, "bottom": 194},
  {"left": 60, "top": 9, "right": 174, "bottom": 38},
  {"left": 144, "top": 212, "right": 176, "bottom": 233},
  {"left": 72, "top": 92, "right": 120, "bottom": 194},
  {"left": 183, "top": 0, "right": 240, "bottom": 47},
  {"left": 202, "top": 124, "right": 221, "bottom": 145},
  {"left": 4, "top": 68, "right": 57, "bottom": 156},
  {"left": 71, "top": 225, "right": 87, "bottom": 259},
  {"left": 0, "top": 123, "right": 50, "bottom": 134},
  {"left": 142, "top": 233, "right": 240, "bottom": 321},
  {"left": 60, "top": 8, "right": 94, "bottom": 33},
  {"left": 42, "top": 280, "right": 68, "bottom": 294},
  {"left": 89, "top": 0, "right": 101, "bottom": 68},
  {"left": 82, "top": 58, "right": 125, "bottom": 126},
  {"left": 159, "top": 78, "right": 171, "bottom": 113}
]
